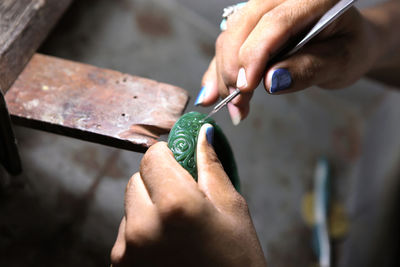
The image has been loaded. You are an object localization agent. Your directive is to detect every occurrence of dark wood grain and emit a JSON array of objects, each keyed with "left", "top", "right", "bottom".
[
  {"left": 0, "top": 0, "right": 73, "bottom": 94},
  {"left": 5, "top": 54, "right": 189, "bottom": 152}
]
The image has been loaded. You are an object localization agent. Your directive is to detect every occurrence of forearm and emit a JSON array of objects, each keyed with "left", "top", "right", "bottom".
[{"left": 363, "top": 0, "right": 400, "bottom": 88}]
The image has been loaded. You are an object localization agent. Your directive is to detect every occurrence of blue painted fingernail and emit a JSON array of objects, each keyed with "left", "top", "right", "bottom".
[
  {"left": 205, "top": 125, "right": 214, "bottom": 146},
  {"left": 195, "top": 85, "right": 208, "bottom": 106},
  {"left": 220, "top": 19, "right": 227, "bottom": 31},
  {"left": 270, "top": 68, "right": 292, "bottom": 93},
  {"left": 236, "top": 2, "right": 247, "bottom": 8}
]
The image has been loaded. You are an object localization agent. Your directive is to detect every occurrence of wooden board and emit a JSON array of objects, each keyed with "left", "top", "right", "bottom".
[
  {"left": 5, "top": 54, "right": 189, "bottom": 152},
  {"left": 0, "top": 0, "right": 73, "bottom": 94}
]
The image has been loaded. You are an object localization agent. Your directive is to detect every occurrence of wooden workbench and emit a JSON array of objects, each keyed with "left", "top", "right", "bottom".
[{"left": 0, "top": 0, "right": 189, "bottom": 174}]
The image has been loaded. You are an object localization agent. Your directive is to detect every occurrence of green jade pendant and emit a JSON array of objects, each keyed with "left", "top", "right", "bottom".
[{"left": 168, "top": 111, "right": 240, "bottom": 191}]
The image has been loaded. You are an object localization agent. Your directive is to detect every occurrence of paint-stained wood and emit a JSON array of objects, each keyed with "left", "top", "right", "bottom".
[
  {"left": 5, "top": 54, "right": 189, "bottom": 152},
  {"left": 0, "top": 0, "right": 73, "bottom": 93}
]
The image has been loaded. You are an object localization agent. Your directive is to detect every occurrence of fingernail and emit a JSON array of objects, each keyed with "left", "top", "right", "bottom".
[
  {"left": 236, "top": 68, "right": 247, "bottom": 88},
  {"left": 270, "top": 68, "right": 292, "bottom": 93},
  {"left": 228, "top": 103, "right": 241, "bottom": 126},
  {"left": 195, "top": 85, "right": 208, "bottom": 106},
  {"left": 220, "top": 19, "right": 227, "bottom": 31},
  {"left": 205, "top": 125, "right": 214, "bottom": 146}
]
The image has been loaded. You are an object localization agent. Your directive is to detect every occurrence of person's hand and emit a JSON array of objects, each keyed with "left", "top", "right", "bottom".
[
  {"left": 195, "top": 0, "right": 382, "bottom": 125},
  {"left": 111, "top": 124, "right": 266, "bottom": 267}
]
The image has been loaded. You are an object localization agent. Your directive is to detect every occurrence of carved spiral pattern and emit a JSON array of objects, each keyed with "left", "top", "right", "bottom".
[
  {"left": 168, "top": 112, "right": 213, "bottom": 179},
  {"left": 169, "top": 129, "right": 196, "bottom": 176},
  {"left": 168, "top": 112, "right": 239, "bottom": 191}
]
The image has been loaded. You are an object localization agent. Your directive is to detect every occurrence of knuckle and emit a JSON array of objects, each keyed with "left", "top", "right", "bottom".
[
  {"left": 261, "top": 10, "right": 289, "bottom": 31},
  {"left": 159, "top": 197, "right": 190, "bottom": 221},
  {"left": 125, "top": 222, "right": 158, "bottom": 248},
  {"left": 260, "top": 8, "right": 297, "bottom": 44},
  {"left": 158, "top": 194, "right": 205, "bottom": 223}
]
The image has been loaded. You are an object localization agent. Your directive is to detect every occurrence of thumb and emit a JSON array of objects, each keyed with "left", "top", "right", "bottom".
[
  {"left": 196, "top": 124, "right": 240, "bottom": 212},
  {"left": 264, "top": 37, "right": 355, "bottom": 94}
]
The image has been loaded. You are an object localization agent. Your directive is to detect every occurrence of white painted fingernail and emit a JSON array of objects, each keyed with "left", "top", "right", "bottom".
[
  {"left": 228, "top": 103, "right": 241, "bottom": 126},
  {"left": 236, "top": 68, "right": 247, "bottom": 89}
]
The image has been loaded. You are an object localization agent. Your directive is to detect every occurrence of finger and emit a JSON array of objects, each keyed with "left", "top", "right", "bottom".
[
  {"left": 139, "top": 142, "right": 199, "bottom": 205},
  {"left": 217, "top": 0, "right": 287, "bottom": 89},
  {"left": 227, "top": 87, "right": 252, "bottom": 125},
  {"left": 228, "top": 87, "right": 253, "bottom": 106},
  {"left": 215, "top": 31, "right": 240, "bottom": 93},
  {"left": 124, "top": 172, "right": 154, "bottom": 219},
  {"left": 110, "top": 217, "right": 128, "bottom": 266},
  {"left": 227, "top": 101, "right": 250, "bottom": 126},
  {"left": 196, "top": 124, "right": 243, "bottom": 213},
  {"left": 112, "top": 173, "right": 155, "bottom": 266},
  {"left": 196, "top": 58, "right": 220, "bottom": 106},
  {"left": 124, "top": 173, "right": 161, "bottom": 250},
  {"left": 238, "top": 0, "right": 335, "bottom": 93},
  {"left": 215, "top": 34, "right": 231, "bottom": 99},
  {"left": 263, "top": 36, "right": 354, "bottom": 94}
]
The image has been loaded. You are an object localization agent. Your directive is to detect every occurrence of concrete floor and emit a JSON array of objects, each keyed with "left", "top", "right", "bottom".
[{"left": 1, "top": 0, "right": 400, "bottom": 266}]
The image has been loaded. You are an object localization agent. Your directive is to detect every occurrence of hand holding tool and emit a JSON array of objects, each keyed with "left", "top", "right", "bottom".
[{"left": 204, "top": 0, "right": 357, "bottom": 120}]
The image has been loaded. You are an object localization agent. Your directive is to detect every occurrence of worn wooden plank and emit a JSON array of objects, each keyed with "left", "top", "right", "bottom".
[
  {"left": 0, "top": 0, "right": 73, "bottom": 94},
  {"left": 5, "top": 54, "right": 189, "bottom": 152}
]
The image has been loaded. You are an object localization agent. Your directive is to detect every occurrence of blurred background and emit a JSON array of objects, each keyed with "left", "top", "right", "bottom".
[{"left": 1, "top": 0, "right": 399, "bottom": 266}]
